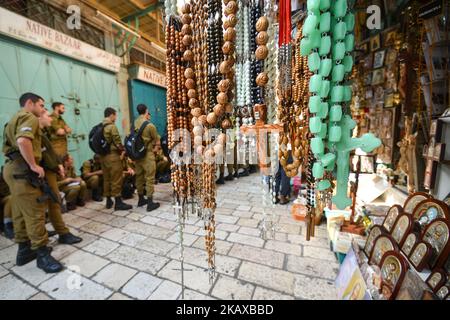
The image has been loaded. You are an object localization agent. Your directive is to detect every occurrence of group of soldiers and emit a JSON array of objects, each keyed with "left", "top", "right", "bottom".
[{"left": 0, "top": 93, "right": 168, "bottom": 274}]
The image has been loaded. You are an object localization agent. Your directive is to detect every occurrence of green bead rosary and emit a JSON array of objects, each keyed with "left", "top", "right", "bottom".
[{"left": 301, "top": 0, "right": 381, "bottom": 210}]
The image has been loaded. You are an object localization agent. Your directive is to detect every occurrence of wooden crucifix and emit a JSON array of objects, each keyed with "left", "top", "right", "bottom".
[{"left": 423, "top": 120, "right": 446, "bottom": 191}]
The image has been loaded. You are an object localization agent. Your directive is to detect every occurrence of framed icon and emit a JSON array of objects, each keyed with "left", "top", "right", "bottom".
[
  {"left": 402, "top": 233, "right": 418, "bottom": 256},
  {"left": 408, "top": 242, "right": 432, "bottom": 272},
  {"left": 426, "top": 269, "right": 447, "bottom": 292},
  {"left": 370, "top": 34, "right": 381, "bottom": 52},
  {"left": 369, "top": 234, "right": 399, "bottom": 266},
  {"left": 382, "top": 205, "right": 403, "bottom": 232},
  {"left": 379, "top": 251, "right": 409, "bottom": 300},
  {"left": 421, "top": 219, "right": 450, "bottom": 269},
  {"left": 373, "top": 50, "right": 386, "bottom": 68},
  {"left": 391, "top": 214, "right": 413, "bottom": 246},
  {"left": 403, "top": 192, "right": 431, "bottom": 214}
]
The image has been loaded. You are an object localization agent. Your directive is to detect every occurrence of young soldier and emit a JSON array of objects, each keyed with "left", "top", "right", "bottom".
[
  {"left": 100, "top": 107, "right": 132, "bottom": 211},
  {"left": 2, "top": 92, "right": 62, "bottom": 273},
  {"left": 58, "top": 155, "right": 87, "bottom": 211},
  {"left": 48, "top": 102, "right": 71, "bottom": 159},
  {"left": 81, "top": 154, "right": 103, "bottom": 202},
  {"left": 134, "top": 104, "right": 160, "bottom": 211},
  {"left": 40, "top": 109, "right": 82, "bottom": 244}
]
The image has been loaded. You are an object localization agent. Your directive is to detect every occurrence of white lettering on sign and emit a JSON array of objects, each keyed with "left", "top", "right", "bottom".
[
  {"left": 137, "top": 65, "right": 166, "bottom": 88},
  {"left": 0, "top": 7, "right": 121, "bottom": 73}
]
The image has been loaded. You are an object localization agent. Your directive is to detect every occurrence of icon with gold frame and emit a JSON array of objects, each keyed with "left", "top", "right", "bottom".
[
  {"left": 401, "top": 233, "right": 419, "bottom": 256},
  {"left": 409, "top": 242, "right": 433, "bottom": 272},
  {"left": 369, "top": 234, "right": 399, "bottom": 266},
  {"left": 382, "top": 205, "right": 403, "bottom": 232},
  {"left": 421, "top": 218, "right": 450, "bottom": 269},
  {"left": 403, "top": 192, "right": 431, "bottom": 214},
  {"left": 379, "top": 251, "right": 409, "bottom": 300},
  {"left": 412, "top": 199, "right": 450, "bottom": 230},
  {"left": 391, "top": 214, "right": 413, "bottom": 247},
  {"left": 426, "top": 269, "right": 447, "bottom": 292},
  {"left": 364, "top": 225, "right": 387, "bottom": 257}
]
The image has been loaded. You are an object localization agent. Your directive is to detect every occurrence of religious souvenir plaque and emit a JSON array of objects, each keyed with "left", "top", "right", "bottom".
[
  {"left": 401, "top": 232, "right": 419, "bottom": 256},
  {"left": 422, "top": 219, "right": 450, "bottom": 269},
  {"left": 403, "top": 192, "right": 431, "bottom": 214},
  {"left": 382, "top": 205, "right": 403, "bottom": 232},
  {"left": 412, "top": 199, "right": 450, "bottom": 230},
  {"left": 369, "top": 234, "right": 399, "bottom": 266},
  {"left": 408, "top": 242, "right": 433, "bottom": 272},
  {"left": 364, "top": 225, "right": 387, "bottom": 257},
  {"left": 436, "top": 285, "right": 449, "bottom": 300},
  {"left": 391, "top": 214, "right": 413, "bottom": 246},
  {"left": 379, "top": 251, "right": 409, "bottom": 300},
  {"left": 426, "top": 269, "right": 447, "bottom": 292}
]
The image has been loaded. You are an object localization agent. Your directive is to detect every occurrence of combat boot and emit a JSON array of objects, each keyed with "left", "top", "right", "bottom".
[
  {"left": 36, "top": 246, "right": 63, "bottom": 273},
  {"left": 106, "top": 197, "right": 114, "bottom": 209},
  {"left": 239, "top": 168, "right": 249, "bottom": 177},
  {"left": 225, "top": 174, "right": 234, "bottom": 181},
  {"left": 16, "top": 241, "right": 37, "bottom": 266},
  {"left": 114, "top": 197, "right": 132, "bottom": 211},
  {"left": 58, "top": 232, "right": 82, "bottom": 245},
  {"left": 147, "top": 196, "right": 160, "bottom": 212},
  {"left": 137, "top": 194, "right": 147, "bottom": 207},
  {"left": 92, "top": 189, "right": 103, "bottom": 202},
  {"left": 216, "top": 176, "right": 225, "bottom": 185},
  {"left": 4, "top": 221, "right": 14, "bottom": 239},
  {"left": 279, "top": 195, "right": 289, "bottom": 205},
  {"left": 76, "top": 198, "right": 86, "bottom": 207}
]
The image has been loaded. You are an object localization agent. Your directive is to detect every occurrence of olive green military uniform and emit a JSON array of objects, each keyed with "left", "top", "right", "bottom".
[
  {"left": 100, "top": 118, "right": 124, "bottom": 198},
  {"left": 41, "top": 133, "right": 70, "bottom": 235},
  {"left": 134, "top": 116, "right": 159, "bottom": 197},
  {"left": 58, "top": 165, "right": 87, "bottom": 204},
  {"left": 0, "top": 174, "right": 12, "bottom": 221},
  {"left": 48, "top": 112, "right": 69, "bottom": 158},
  {"left": 82, "top": 159, "right": 103, "bottom": 191},
  {"left": 2, "top": 110, "right": 48, "bottom": 250},
  {"left": 155, "top": 150, "right": 170, "bottom": 176}
]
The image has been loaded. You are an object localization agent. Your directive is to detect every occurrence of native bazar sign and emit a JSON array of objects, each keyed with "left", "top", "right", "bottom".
[
  {"left": 0, "top": 7, "right": 121, "bottom": 73},
  {"left": 136, "top": 65, "right": 166, "bottom": 88}
]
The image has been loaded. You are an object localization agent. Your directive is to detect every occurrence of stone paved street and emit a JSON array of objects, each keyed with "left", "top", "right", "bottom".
[{"left": 0, "top": 175, "right": 339, "bottom": 300}]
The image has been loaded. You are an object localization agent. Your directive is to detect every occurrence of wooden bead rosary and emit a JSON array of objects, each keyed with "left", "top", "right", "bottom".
[{"left": 277, "top": 25, "right": 311, "bottom": 178}]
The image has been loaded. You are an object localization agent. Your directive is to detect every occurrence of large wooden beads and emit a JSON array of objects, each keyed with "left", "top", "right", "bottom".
[
  {"left": 207, "top": 112, "right": 218, "bottom": 125},
  {"left": 256, "top": 72, "right": 269, "bottom": 87},
  {"left": 217, "top": 92, "right": 229, "bottom": 105},
  {"left": 224, "top": 28, "right": 236, "bottom": 41},
  {"left": 255, "top": 45, "right": 269, "bottom": 60},
  {"left": 256, "top": 31, "right": 269, "bottom": 45},
  {"left": 222, "top": 41, "right": 235, "bottom": 55},
  {"left": 225, "top": 1, "right": 238, "bottom": 15},
  {"left": 256, "top": 16, "right": 269, "bottom": 32}
]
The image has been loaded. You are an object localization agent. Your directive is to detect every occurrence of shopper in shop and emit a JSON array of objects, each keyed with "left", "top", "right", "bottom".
[
  {"left": 58, "top": 154, "right": 87, "bottom": 211},
  {"left": 2, "top": 92, "right": 62, "bottom": 273},
  {"left": 40, "top": 109, "right": 82, "bottom": 245},
  {"left": 81, "top": 154, "right": 103, "bottom": 202},
  {"left": 133, "top": 104, "right": 161, "bottom": 212},
  {"left": 99, "top": 107, "right": 133, "bottom": 211},
  {"left": 48, "top": 102, "right": 71, "bottom": 159}
]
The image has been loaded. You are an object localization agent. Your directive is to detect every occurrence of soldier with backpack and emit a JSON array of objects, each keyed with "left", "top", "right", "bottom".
[
  {"left": 90, "top": 107, "right": 132, "bottom": 211},
  {"left": 129, "top": 104, "right": 160, "bottom": 212}
]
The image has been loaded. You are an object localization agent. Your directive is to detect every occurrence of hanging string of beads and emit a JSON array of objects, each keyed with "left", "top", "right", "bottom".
[
  {"left": 263, "top": 0, "right": 278, "bottom": 123},
  {"left": 167, "top": 16, "right": 193, "bottom": 205}
]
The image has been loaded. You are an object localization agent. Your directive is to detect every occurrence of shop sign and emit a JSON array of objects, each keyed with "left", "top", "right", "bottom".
[
  {"left": 136, "top": 65, "right": 166, "bottom": 88},
  {"left": 419, "top": 0, "right": 444, "bottom": 19},
  {"left": 0, "top": 7, "right": 121, "bottom": 73}
]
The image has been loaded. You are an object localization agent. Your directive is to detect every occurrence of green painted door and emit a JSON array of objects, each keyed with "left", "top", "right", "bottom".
[
  {"left": 129, "top": 79, "right": 167, "bottom": 136},
  {"left": 0, "top": 36, "right": 122, "bottom": 173}
]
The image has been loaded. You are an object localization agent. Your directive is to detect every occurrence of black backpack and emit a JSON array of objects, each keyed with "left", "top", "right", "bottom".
[
  {"left": 124, "top": 121, "right": 149, "bottom": 160},
  {"left": 89, "top": 123, "right": 111, "bottom": 155}
]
